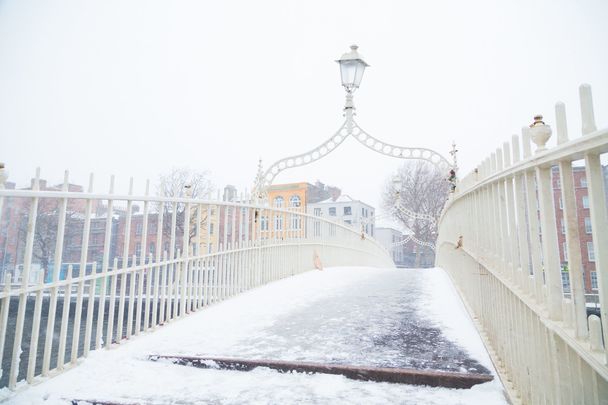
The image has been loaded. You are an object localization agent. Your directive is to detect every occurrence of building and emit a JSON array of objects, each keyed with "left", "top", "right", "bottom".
[
  {"left": 265, "top": 181, "right": 340, "bottom": 239},
  {"left": 552, "top": 165, "right": 607, "bottom": 294},
  {"left": 375, "top": 227, "right": 405, "bottom": 264},
  {"left": 0, "top": 178, "right": 103, "bottom": 281},
  {"left": 307, "top": 194, "right": 375, "bottom": 237}
]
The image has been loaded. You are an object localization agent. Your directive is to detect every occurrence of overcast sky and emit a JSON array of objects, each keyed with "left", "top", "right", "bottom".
[{"left": 1, "top": 0, "right": 607, "bottom": 226}]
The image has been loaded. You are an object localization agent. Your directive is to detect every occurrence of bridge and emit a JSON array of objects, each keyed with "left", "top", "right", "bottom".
[{"left": 0, "top": 58, "right": 607, "bottom": 403}]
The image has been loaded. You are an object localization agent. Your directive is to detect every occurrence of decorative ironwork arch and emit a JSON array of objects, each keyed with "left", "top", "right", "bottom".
[{"left": 254, "top": 117, "right": 455, "bottom": 199}]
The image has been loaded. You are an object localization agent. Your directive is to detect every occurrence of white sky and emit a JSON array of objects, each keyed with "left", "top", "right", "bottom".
[{"left": 1, "top": 0, "right": 607, "bottom": 226}]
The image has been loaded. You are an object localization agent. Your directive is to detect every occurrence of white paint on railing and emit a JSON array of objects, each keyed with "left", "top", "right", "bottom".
[
  {"left": 0, "top": 181, "right": 392, "bottom": 390},
  {"left": 580, "top": 84, "right": 596, "bottom": 136},
  {"left": 437, "top": 84, "right": 608, "bottom": 403}
]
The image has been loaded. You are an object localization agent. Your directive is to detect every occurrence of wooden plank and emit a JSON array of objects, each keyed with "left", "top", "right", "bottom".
[{"left": 148, "top": 355, "right": 493, "bottom": 389}]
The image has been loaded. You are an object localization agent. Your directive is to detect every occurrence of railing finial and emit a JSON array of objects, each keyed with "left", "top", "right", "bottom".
[
  {"left": 579, "top": 83, "right": 596, "bottom": 135},
  {"left": 529, "top": 115, "right": 552, "bottom": 153},
  {"left": 555, "top": 102, "right": 568, "bottom": 144},
  {"left": 0, "top": 162, "right": 6, "bottom": 188}
]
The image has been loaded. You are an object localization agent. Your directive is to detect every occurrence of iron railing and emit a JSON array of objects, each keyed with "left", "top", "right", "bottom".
[
  {"left": 0, "top": 179, "right": 393, "bottom": 390},
  {"left": 437, "top": 84, "right": 608, "bottom": 404}
]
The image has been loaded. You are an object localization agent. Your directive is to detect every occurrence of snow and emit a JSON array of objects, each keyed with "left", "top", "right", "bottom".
[{"left": 5, "top": 266, "right": 508, "bottom": 405}]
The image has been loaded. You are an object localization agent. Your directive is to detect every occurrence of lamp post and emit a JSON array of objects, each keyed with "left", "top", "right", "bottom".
[
  {"left": 255, "top": 45, "right": 454, "bottom": 200},
  {"left": 336, "top": 45, "right": 369, "bottom": 111},
  {"left": 392, "top": 175, "right": 402, "bottom": 197}
]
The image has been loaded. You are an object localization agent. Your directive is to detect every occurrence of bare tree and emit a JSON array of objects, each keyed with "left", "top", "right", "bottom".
[
  {"left": 18, "top": 199, "right": 79, "bottom": 280},
  {"left": 156, "top": 167, "right": 214, "bottom": 246},
  {"left": 382, "top": 161, "right": 450, "bottom": 267}
]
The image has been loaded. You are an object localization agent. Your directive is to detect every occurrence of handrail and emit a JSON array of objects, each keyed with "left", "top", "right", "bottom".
[
  {"left": 437, "top": 84, "right": 608, "bottom": 403},
  {"left": 0, "top": 178, "right": 394, "bottom": 391}
]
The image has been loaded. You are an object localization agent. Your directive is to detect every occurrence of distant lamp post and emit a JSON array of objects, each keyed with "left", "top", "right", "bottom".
[
  {"left": 392, "top": 176, "right": 402, "bottom": 197},
  {"left": 184, "top": 184, "right": 193, "bottom": 198}
]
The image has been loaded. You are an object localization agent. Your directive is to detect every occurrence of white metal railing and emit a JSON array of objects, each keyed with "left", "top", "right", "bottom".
[
  {"left": 0, "top": 175, "right": 393, "bottom": 391},
  {"left": 437, "top": 84, "right": 608, "bottom": 404}
]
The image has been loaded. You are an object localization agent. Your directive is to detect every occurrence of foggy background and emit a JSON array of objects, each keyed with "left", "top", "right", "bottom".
[{"left": 1, "top": 0, "right": 607, "bottom": 225}]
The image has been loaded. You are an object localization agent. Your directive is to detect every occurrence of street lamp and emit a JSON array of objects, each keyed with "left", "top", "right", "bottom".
[
  {"left": 336, "top": 45, "right": 369, "bottom": 93},
  {"left": 254, "top": 45, "right": 453, "bottom": 200},
  {"left": 392, "top": 175, "right": 402, "bottom": 197},
  {"left": 336, "top": 45, "right": 369, "bottom": 112}
]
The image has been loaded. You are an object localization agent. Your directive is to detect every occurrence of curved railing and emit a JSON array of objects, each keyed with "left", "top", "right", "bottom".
[
  {"left": 437, "top": 84, "right": 608, "bottom": 403},
  {"left": 0, "top": 177, "right": 393, "bottom": 390}
]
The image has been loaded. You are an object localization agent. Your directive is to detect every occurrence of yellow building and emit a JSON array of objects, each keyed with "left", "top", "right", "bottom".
[{"left": 264, "top": 182, "right": 339, "bottom": 239}]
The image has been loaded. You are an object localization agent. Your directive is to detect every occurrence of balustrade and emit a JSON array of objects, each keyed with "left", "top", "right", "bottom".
[{"left": 438, "top": 84, "right": 608, "bottom": 403}]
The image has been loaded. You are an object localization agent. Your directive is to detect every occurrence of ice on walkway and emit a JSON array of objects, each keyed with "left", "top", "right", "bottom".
[{"left": 6, "top": 267, "right": 508, "bottom": 405}]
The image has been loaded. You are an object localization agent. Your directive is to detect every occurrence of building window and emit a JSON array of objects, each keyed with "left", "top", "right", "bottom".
[
  {"left": 591, "top": 271, "right": 598, "bottom": 290},
  {"left": 587, "top": 241, "right": 595, "bottom": 262},
  {"left": 274, "top": 215, "right": 283, "bottom": 230},
  {"left": 580, "top": 177, "right": 587, "bottom": 188},
  {"left": 291, "top": 214, "right": 301, "bottom": 230},
  {"left": 260, "top": 216, "right": 269, "bottom": 231},
  {"left": 313, "top": 208, "right": 322, "bottom": 217},
  {"left": 584, "top": 217, "right": 592, "bottom": 234},
  {"left": 136, "top": 242, "right": 142, "bottom": 258},
  {"left": 149, "top": 242, "right": 156, "bottom": 256},
  {"left": 136, "top": 222, "right": 143, "bottom": 236},
  {"left": 210, "top": 223, "right": 214, "bottom": 234},
  {"left": 558, "top": 197, "right": 563, "bottom": 210},
  {"left": 274, "top": 197, "right": 284, "bottom": 208},
  {"left": 164, "top": 241, "right": 170, "bottom": 254},
  {"left": 344, "top": 206, "right": 352, "bottom": 215},
  {"left": 289, "top": 195, "right": 301, "bottom": 208},
  {"left": 560, "top": 220, "right": 565, "bottom": 234},
  {"left": 329, "top": 207, "right": 336, "bottom": 216},
  {"left": 563, "top": 242, "right": 568, "bottom": 261},
  {"left": 582, "top": 195, "right": 589, "bottom": 209},
  {"left": 561, "top": 271, "right": 570, "bottom": 292}
]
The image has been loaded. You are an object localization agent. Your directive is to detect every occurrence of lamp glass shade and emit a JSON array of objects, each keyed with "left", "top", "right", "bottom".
[
  {"left": 339, "top": 59, "right": 366, "bottom": 90},
  {"left": 392, "top": 176, "right": 403, "bottom": 191}
]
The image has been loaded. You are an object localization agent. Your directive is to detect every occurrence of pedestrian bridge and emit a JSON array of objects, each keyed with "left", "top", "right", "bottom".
[{"left": 0, "top": 84, "right": 607, "bottom": 404}]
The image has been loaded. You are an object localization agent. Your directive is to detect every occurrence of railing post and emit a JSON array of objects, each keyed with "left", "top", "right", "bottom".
[
  {"left": 10, "top": 169, "right": 40, "bottom": 389},
  {"left": 41, "top": 171, "right": 69, "bottom": 376},
  {"left": 512, "top": 134, "right": 531, "bottom": 294},
  {"left": 584, "top": 152, "right": 608, "bottom": 362},
  {"left": 26, "top": 273, "right": 44, "bottom": 383},
  {"left": 72, "top": 173, "right": 94, "bottom": 363},
  {"left": 503, "top": 142, "right": 517, "bottom": 282},
  {"left": 522, "top": 127, "right": 544, "bottom": 304},
  {"left": 556, "top": 102, "right": 588, "bottom": 339},
  {"left": 138, "top": 180, "right": 150, "bottom": 331},
  {"left": 117, "top": 177, "right": 133, "bottom": 343},
  {"left": 536, "top": 164, "right": 563, "bottom": 321}
]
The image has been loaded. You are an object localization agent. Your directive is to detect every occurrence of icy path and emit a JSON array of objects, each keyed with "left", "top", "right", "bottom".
[{"left": 6, "top": 267, "right": 507, "bottom": 405}]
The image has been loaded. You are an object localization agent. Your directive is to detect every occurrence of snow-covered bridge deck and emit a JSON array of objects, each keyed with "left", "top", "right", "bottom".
[{"left": 6, "top": 267, "right": 507, "bottom": 404}]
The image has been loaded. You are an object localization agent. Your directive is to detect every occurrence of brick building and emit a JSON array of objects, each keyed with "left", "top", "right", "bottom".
[{"left": 552, "top": 165, "right": 608, "bottom": 293}]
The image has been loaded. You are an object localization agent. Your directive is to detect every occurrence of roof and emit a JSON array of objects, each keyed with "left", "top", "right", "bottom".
[
  {"left": 311, "top": 194, "right": 375, "bottom": 208},
  {"left": 315, "top": 194, "right": 354, "bottom": 204}
]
